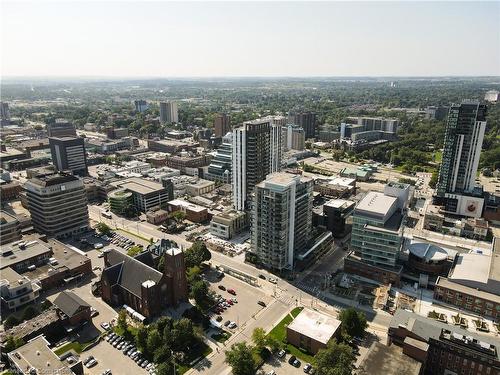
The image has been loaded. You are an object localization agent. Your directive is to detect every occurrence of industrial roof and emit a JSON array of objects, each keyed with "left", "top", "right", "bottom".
[
  {"left": 287, "top": 308, "right": 341, "bottom": 345},
  {"left": 449, "top": 252, "right": 491, "bottom": 285},
  {"left": 116, "top": 178, "right": 165, "bottom": 195}
]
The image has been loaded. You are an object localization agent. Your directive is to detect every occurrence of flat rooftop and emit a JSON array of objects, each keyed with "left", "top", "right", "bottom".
[
  {"left": 258, "top": 172, "right": 311, "bottom": 189},
  {"left": 0, "top": 240, "right": 52, "bottom": 270},
  {"left": 8, "top": 335, "right": 72, "bottom": 374},
  {"left": 449, "top": 252, "right": 491, "bottom": 285},
  {"left": 287, "top": 308, "right": 341, "bottom": 345},
  {"left": 116, "top": 177, "right": 165, "bottom": 195},
  {"left": 356, "top": 342, "right": 421, "bottom": 375},
  {"left": 0, "top": 210, "right": 19, "bottom": 224},
  {"left": 168, "top": 199, "right": 207, "bottom": 213},
  {"left": 356, "top": 192, "right": 398, "bottom": 217},
  {"left": 324, "top": 199, "right": 355, "bottom": 210}
]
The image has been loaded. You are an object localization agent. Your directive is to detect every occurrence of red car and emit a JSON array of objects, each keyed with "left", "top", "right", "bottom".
[
  {"left": 227, "top": 289, "right": 236, "bottom": 295},
  {"left": 226, "top": 299, "right": 233, "bottom": 305}
]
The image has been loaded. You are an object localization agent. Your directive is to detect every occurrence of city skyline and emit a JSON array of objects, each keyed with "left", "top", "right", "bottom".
[{"left": 2, "top": 1, "right": 499, "bottom": 78}]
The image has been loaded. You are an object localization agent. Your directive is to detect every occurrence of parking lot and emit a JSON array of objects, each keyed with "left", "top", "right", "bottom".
[
  {"left": 83, "top": 339, "right": 149, "bottom": 375},
  {"left": 259, "top": 355, "right": 312, "bottom": 375},
  {"left": 205, "top": 269, "right": 272, "bottom": 331}
]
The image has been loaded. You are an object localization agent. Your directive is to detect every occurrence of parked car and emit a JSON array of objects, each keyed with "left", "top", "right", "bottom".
[
  {"left": 224, "top": 320, "right": 231, "bottom": 327},
  {"left": 218, "top": 285, "right": 226, "bottom": 291},
  {"left": 288, "top": 355, "right": 297, "bottom": 365},
  {"left": 90, "top": 308, "right": 99, "bottom": 317},
  {"left": 216, "top": 316, "right": 223, "bottom": 322},
  {"left": 303, "top": 363, "right": 312, "bottom": 373},
  {"left": 227, "top": 289, "right": 236, "bottom": 295},
  {"left": 258, "top": 274, "right": 266, "bottom": 280},
  {"left": 98, "top": 252, "right": 105, "bottom": 258},
  {"left": 257, "top": 301, "right": 266, "bottom": 307},
  {"left": 228, "top": 322, "right": 237, "bottom": 329},
  {"left": 85, "top": 359, "right": 98, "bottom": 368},
  {"left": 100, "top": 322, "right": 111, "bottom": 330},
  {"left": 277, "top": 349, "right": 286, "bottom": 358}
]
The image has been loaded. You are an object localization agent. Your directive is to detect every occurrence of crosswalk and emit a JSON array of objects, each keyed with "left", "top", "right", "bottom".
[{"left": 277, "top": 294, "right": 297, "bottom": 305}]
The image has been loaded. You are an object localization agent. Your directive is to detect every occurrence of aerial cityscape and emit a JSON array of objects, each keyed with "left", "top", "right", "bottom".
[{"left": 0, "top": 1, "right": 499, "bottom": 375}]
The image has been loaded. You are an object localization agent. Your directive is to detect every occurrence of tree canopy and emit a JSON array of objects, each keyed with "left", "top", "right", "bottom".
[
  {"left": 225, "top": 342, "right": 257, "bottom": 375},
  {"left": 338, "top": 308, "right": 368, "bottom": 339},
  {"left": 315, "top": 340, "right": 356, "bottom": 375}
]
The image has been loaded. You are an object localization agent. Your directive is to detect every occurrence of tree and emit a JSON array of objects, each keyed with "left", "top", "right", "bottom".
[
  {"left": 266, "top": 336, "right": 283, "bottom": 353},
  {"left": 190, "top": 280, "right": 215, "bottom": 311},
  {"left": 154, "top": 344, "right": 173, "bottom": 364},
  {"left": 4, "top": 336, "right": 24, "bottom": 353},
  {"left": 251, "top": 328, "right": 267, "bottom": 351},
  {"left": 116, "top": 309, "right": 128, "bottom": 333},
  {"left": 147, "top": 329, "right": 163, "bottom": 355},
  {"left": 170, "top": 210, "right": 186, "bottom": 223},
  {"left": 96, "top": 222, "right": 112, "bottom": 235},
  {"left": 156, "top": 362, "right": 174, "bottom": 375},
  {"left": 4, "top": 315, "right": 19, "bottom": 329},
  {"left": 171, "top": 318, "right": 198, "bottom": 353},
  {"left": 338, "top": 308, "right": 367, "bottom": 339},
  {"left": 315, "top": 341, "right": 356, "bottom": 375},
  {"left": 184, "top": 241, "right": 211, "bottom": 268},
  {"left": 135, "top": 324, "right": 148, "bottom": 352},
  {"left": 186, "top": 265, "right": 202, "bottom": 284},
  {"left": 225, "top": 342, "right": 257, "bottom": 375},
  {"left": 127, "top": 245, "right": 142, "bottom": 257}
]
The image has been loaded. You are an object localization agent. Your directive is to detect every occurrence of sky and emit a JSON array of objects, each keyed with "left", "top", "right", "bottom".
[{"left": 1, "top": 1, "right": 499, "bottom": 77}]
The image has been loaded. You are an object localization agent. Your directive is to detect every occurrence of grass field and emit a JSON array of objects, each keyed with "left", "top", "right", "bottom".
[{"left": 54, "top": 341, "right": 83, "bottom": 356}]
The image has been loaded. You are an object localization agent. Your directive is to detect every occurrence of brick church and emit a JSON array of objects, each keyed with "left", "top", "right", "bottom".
[{"left": 100, "top": 246, "right": 187, "bottom": 319}]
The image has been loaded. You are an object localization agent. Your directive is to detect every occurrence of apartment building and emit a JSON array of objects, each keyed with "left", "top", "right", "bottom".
[{"left": 251, "top": 172, "right": 313, "bottom": 271}]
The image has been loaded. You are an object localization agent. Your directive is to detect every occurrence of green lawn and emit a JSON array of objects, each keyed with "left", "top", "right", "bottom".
[
  {"left": 54, "top": 341, "right": 83, "bottom": 356},
  {"left": 434, "top": 150, "right": 443, "bottom": 163},
  {"left": 266, "top": 307, "right": 314, "bottom": 363}
]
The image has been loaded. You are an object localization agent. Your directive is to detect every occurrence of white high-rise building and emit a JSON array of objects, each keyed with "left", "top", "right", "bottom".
[
  {"left": 232, "top": 117, "right": 283, "bottom": 211},
  {"left": 160, "top": 101, "right": 179, "bottom": 123}
]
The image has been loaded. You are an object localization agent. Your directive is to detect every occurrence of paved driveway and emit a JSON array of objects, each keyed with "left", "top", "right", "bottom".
[{"left": 84, "top": 340, "right": 148, "bottom": 375}]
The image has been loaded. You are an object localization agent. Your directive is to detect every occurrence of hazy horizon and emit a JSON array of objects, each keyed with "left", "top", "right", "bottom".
[{"left": 2, "top": 1, "right": 499, "bottom": 77}]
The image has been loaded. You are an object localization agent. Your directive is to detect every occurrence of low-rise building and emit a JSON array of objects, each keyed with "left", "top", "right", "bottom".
[
  {"left": 356, "top": 342, "right": 422, "bottom": 375},
  {"left": 186, "top": 179, "right": 215, "bottom": 196},
  {"left": 286, "top": 308, "right": 341, "bottom": 354},
  {"left": 167, "top": 199, "right": 209, "bottom": 223},
  {"left": 0, "top": 211, "right": 21, "bottom": 245},
  {"left": 0, "top": 267, "right": 41, "bottom": 312},
  {"left": 433, "top": 238, "right": 500, "bottom": 319},
  {"left": 146, "top": 208, "right": 169, "bottom": 225},
  {"left": 111, "top": 178, "right": 173, "bottom": 213},
  {"left": 314, "top": 177, "right": 356, "bottom": 198},
  {"left": 209, "top": 210, "right": 247, "bottom": 239},
  {"left": 53, "top": 291, "right": 91, "bottom": 327},
  {"left": 388, "top": 309, "right": 499, "bottom": 375},
  {"left": 147, "top": 139, "right": 198, "bottom": 154},
  {"left": 165, "top": 154, "right": 211, "bottom": 173},
  {"left": 0, "top": 180, "right": 22, "bottom": 201},
  {"left": 8, "top": 335, "right": 84, "bottom": 375}
]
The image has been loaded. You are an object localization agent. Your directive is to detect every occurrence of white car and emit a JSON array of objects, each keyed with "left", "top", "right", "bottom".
[
  {"left": 228, "top": 322, "right": 237, "bottom": 329},
  {"left": 85, "top": 359, "right": 98, "bottom": 368},
  {"left": 94, "top": 243, "right": 104, "bottom": 249}
]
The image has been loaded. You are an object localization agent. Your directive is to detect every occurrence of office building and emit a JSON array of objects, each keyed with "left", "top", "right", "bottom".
[
  {"left": 49, "top": 137, "right": 88, "bottom": 177},
  {"left": 108, "top": 189, "right": 134, "bottom": 215},
  {"left": 101, "top": 247, "right": 187, "bottom": 319},
  {"left": 110, "top": 178, "right": 172, "bottom": 213},
  {"left": 388, "top": 309, "right": 499, "bottom": 375},
  {"left": 313, "top": 199, "right": 355, "bottom": 237},
  {"left": 346, "top": 189, "right": 406, "bottom": 285},
  {"left": 206, "top": 132, "right": 232, "bottom": 183},
  {"left": 46, "top": 119, "right": 77, "bottom": 138},
  {"left": 434, "top": 101, "right": 487, "bottom": 218},
  {"left": 425, "top": 106, "right": 449, "bottom": 121},
  {"left": 232, "top": 118, "right": 283, "bottom": 211},
  {"left": 290, "top": 112, "right": 317, "bottom": 138},
  {"left": 251, "top": 172, "right": 313, "bottom": 271},
  {"left": 134, "top": 100, "right": 148, "bottom": 113},
  {"left": 214, "top": 113, "right": 231, "bottom": 137},
  {"left": 159, "top": 101, "right": 178, "bottom": 123},
  {"left": 25, "top": 172, "right": 89, "bottom": 238}
]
